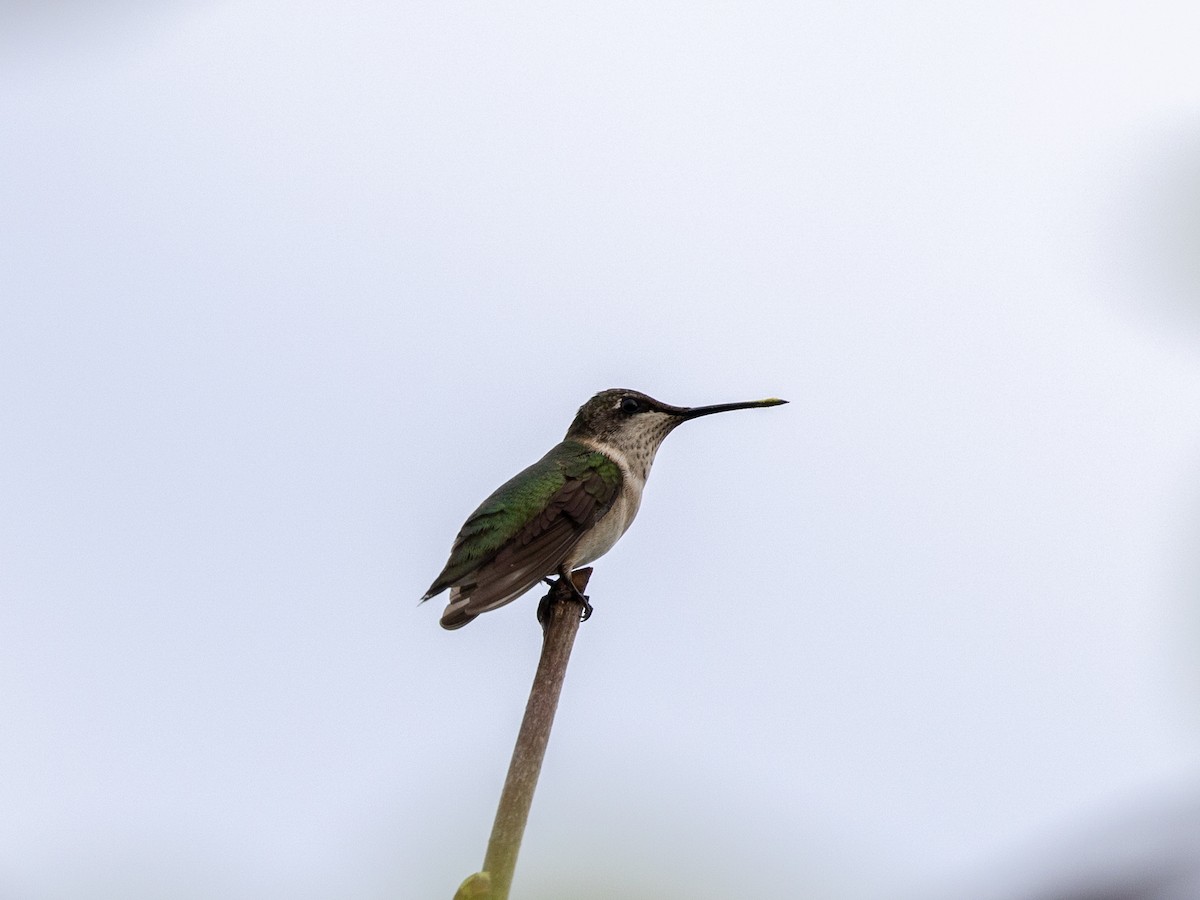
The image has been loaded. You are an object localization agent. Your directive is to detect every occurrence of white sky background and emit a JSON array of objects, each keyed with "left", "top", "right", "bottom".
[{"left": 3, "top": 2, "right": 1200, "bottom": 897}]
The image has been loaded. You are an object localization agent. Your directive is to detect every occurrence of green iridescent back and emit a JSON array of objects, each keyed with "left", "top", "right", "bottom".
[{"left": 423, "top": 440, "right": 621, "bottom": 596}]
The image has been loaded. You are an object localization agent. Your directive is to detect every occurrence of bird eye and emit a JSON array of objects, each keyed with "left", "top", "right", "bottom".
[{"left": 619, "top": 397, "right": 640, "bottom": 414}]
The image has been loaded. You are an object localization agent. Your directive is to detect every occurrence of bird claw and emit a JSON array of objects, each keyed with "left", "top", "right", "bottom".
[
  {"left": 560, "top": 572, "right": 593, "bottom": 622},
  {"left": 537, "top": 572, "right": 593, "bottom": 625}
]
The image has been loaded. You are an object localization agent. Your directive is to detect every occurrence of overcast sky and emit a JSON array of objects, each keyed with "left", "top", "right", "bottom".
[{"left": 3, "top": 3, "right": 1200, "bottom": 898}]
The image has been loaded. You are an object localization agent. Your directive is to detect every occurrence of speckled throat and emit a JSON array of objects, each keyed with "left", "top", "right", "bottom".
[{"left": 574, "top": 410, "right": 679, "bottom": 484}]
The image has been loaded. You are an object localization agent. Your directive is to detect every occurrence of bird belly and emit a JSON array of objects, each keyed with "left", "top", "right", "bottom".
[{"left": 569, "top": 489, "right": 640, "bottom": 567}]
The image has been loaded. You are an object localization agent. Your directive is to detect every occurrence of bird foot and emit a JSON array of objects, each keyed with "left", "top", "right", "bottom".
[
  {"left": 559, "top": 569, "right": 593, "bottom": 621},
  {"left": 536, "top": 571, "right": 593, "bottom": 625}
]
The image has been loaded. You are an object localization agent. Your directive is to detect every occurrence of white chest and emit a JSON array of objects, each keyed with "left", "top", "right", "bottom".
[
  {"left": 570, "top": 484, "right": 641, "bottom": 566},
  {"left": 567, "top": 441, "right": 651, "bottom": 567}
]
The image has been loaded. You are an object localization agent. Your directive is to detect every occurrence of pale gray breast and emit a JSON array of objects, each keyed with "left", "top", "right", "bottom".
[{"left": 568, "top": 439, "right": 653, "bottom": 567}]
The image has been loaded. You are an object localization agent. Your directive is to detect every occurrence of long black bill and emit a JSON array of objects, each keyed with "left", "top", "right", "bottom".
[{"left": 676, "top": 397, "right": 788, "bottom": 420}]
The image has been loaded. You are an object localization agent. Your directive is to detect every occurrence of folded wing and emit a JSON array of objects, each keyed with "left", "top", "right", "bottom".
[{"left": 423, "top": 443, "right": 621, "bottom": 629}]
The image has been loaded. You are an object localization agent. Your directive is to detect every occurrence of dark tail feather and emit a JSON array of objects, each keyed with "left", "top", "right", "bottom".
[{"left": 440, "top": 595, "right": 476, "bottom": 630}]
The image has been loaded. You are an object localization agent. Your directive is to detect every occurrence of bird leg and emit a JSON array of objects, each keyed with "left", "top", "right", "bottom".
[
  {"left": 537, "top": 566, "right": 592, "bottom": 624},
  {"left": 536, "top": 568, "right": 594, "bottom": 626},
  {"left": 558, "top": 565, "right": 593, "bottom": 621}
]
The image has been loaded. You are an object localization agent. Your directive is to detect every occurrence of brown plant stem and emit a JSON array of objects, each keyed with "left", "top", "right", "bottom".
[{"left": 453, "top": 568, "right": 592, "bottom": 900}]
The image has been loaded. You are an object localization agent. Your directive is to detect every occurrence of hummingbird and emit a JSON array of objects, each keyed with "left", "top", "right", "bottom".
[{"left": 422, "top": 389, "right": 787, "bottom": 629}]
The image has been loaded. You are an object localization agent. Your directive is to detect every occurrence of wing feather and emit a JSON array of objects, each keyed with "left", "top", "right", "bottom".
[{"left": 428, "top": 443, "right": 621, "bottom": 629}]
